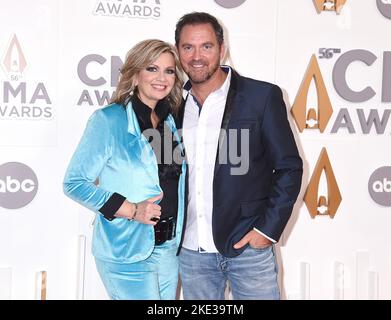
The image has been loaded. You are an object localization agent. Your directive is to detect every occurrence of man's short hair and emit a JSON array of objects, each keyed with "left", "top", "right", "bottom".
[{"left": 175, "top": 12, "right": 224, "bottom": 46}]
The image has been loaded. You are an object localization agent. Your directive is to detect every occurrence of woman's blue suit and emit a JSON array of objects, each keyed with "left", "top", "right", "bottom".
[{"left": 63, "top": 102, "right": 186, "bottom": 299}]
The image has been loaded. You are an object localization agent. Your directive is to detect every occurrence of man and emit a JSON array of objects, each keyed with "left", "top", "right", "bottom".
[{"left": 174, "top": 12, "right": 303, "bottom": 300}]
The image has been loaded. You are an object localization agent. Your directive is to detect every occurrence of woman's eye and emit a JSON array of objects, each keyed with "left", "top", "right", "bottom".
[
  {"left": 146, "top": 66, "right": 157, "bottom": 72},
  {"left": 166, "top": 69, "right": 175, "bottom": 75}
]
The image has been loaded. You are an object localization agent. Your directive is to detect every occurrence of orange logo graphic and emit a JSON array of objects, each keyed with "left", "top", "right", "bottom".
[
  {"left": 313, "top": 0, "right": 347, "bottom": 14},
  {"left": 304, "top": 147, "right": 342, "bottom": 218},
  {"left": 2, "top": 34, "right": 27, "bottom": 74},
  {"left": 291, "top": 54, "right": 333, "bottom": 133}
]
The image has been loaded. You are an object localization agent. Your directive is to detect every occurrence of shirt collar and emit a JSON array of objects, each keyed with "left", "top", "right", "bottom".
[{"left": 131, "top": 95, "right": 170, "bottom": 132}]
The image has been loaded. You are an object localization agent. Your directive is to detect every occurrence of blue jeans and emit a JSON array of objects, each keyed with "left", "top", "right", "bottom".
[
  {"left": 95, "top": 239, "right": 178, "bottom": 300},
  {"left": 179, "top": 245, "right": 280, "bottom": 300}
]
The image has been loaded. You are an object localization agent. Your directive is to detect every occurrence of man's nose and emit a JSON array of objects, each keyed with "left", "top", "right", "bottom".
[{"left": 192, "top": 47, "right": 201, "bottom": 60}]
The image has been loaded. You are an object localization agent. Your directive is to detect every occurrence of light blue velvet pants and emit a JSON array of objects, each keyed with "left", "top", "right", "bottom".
[{"left": 95, "top": 239, "right": 178, "bottom": 300}]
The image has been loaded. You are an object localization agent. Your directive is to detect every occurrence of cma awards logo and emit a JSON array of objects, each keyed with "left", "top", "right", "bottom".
[
  {"left": 292, "top": 50, "right": 391, "bottom": 218},
  {"left": 377, "top": 0, "right": 391, "bottom": 19},
  {"left": 304, "top": 148, "right": 342, "bottom": 218},
  {"left": 0, "top": 34, "right": 53, "bottom": 120},
  {"left": 2, "top": 35, "right": 27, "bottom": 75},
  {"left": 0, "top": 162, "right": 38, "bottom": 210},
  {"left": 368, "top": 167, "right": 391, "bottom": 207},
  {"left": 291, "top": 55, "right": 332, "bottom": 133},
  {"left": 313, "top": 0, "right": 347, "bottom": 14},
  {"left": 93, "top": 0, "right": 162, "bottom": 19},
  {"left": 215, "top": 0, "right": 246, "bottom": 8},
  {"left": 291, "top": 51, "right": 391, "bottom": 135},
  {"left": 76, "top": 54, "right": 123, "bottom": 106},
  {"left": 291, "top": 56, "right": 343, "bottom": 218}
]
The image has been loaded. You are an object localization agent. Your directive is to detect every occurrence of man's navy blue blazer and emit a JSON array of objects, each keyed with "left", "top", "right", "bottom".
[{"left": 176, "top": 69, "right": 303, "bottom": 258}]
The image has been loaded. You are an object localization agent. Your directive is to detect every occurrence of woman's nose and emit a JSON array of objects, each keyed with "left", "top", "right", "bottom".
[{"left": 156, "top": 71, "right": 167, "bottom": 81}]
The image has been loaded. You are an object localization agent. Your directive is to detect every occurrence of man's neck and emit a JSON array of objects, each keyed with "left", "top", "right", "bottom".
[{"left": 190, "top": 68, "right": 228, "bottom": 106}]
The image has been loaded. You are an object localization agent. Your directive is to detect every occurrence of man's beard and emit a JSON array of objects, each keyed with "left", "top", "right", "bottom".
[{"left": 186, "top": 59, "right": 220, "bottom": 84}]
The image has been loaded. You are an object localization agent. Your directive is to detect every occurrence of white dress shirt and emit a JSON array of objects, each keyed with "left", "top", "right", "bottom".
[{"left": 182, "top": 67, "right": 275, "bottom": 253}]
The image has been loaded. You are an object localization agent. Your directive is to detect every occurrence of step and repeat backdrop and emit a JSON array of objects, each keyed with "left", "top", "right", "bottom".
[{"left": 0, "top": 0, "right": 390, "bottom": 299}]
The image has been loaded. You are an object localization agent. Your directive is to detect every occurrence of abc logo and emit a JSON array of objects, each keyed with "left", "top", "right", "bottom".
[
  {"left": 0, "top": 162, "right": 38, "bottom": 209},
  {"left": 214, "top": 0, "right": 246, "bottom": 9},
  {"left": 372, "top": 179, "right": 391, "bottom": 193},
  {"left": 377, "top": 0, "right": 391, "bottom": 19},
  {"left": 368, "top": 166, "right": 391, "bottom": 206}
]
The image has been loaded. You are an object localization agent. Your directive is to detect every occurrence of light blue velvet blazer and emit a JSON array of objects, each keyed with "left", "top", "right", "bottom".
[{"left": 63, "top": 102, "right": 186, "bottom": 264}]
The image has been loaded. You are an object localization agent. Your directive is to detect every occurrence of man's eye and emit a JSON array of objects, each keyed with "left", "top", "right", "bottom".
[{"left": 146, "top": 66, "right": 157, "bottom": 72}]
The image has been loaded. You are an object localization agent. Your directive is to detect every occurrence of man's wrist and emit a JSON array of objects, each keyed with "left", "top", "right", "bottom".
[{"left": 253, "top": 228, "right": 276, "bottom": 243}]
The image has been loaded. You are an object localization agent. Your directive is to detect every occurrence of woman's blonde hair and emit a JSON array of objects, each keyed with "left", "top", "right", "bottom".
[{"left": 111, "top": 39, "right": 184, "bottom": 115}]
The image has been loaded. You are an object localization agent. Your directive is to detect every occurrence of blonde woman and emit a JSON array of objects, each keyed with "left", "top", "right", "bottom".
[{"left": 64, "top": 40, "right": 186, "bottom": 300}]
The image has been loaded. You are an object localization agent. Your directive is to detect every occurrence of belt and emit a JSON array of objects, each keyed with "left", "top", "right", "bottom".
[{"left": 154, "top": 216, "right": 176, "bottom": 245}]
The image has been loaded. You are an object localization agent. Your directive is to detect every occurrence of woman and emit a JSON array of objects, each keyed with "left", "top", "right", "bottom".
[{"left": 63, "top": 39, "right": 185, "bottom": 300}]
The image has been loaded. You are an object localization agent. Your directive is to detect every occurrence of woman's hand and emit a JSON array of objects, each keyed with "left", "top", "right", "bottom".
[{"left": 133, "top": 193, "right": 163, "bottom": 225}]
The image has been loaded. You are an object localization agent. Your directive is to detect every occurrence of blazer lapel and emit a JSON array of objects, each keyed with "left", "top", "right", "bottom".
[
  {"left": 125, "top": 101, "right": 142, "bottom": 137},
  {"left": 165, "top": 114, "right": 185, "bottom": 155},
  {"left": 175, "top": 90, "right": 189, "bottom": 130},
  {"left": 214, "top": 69, "right": 240, "bottom": 178}
]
